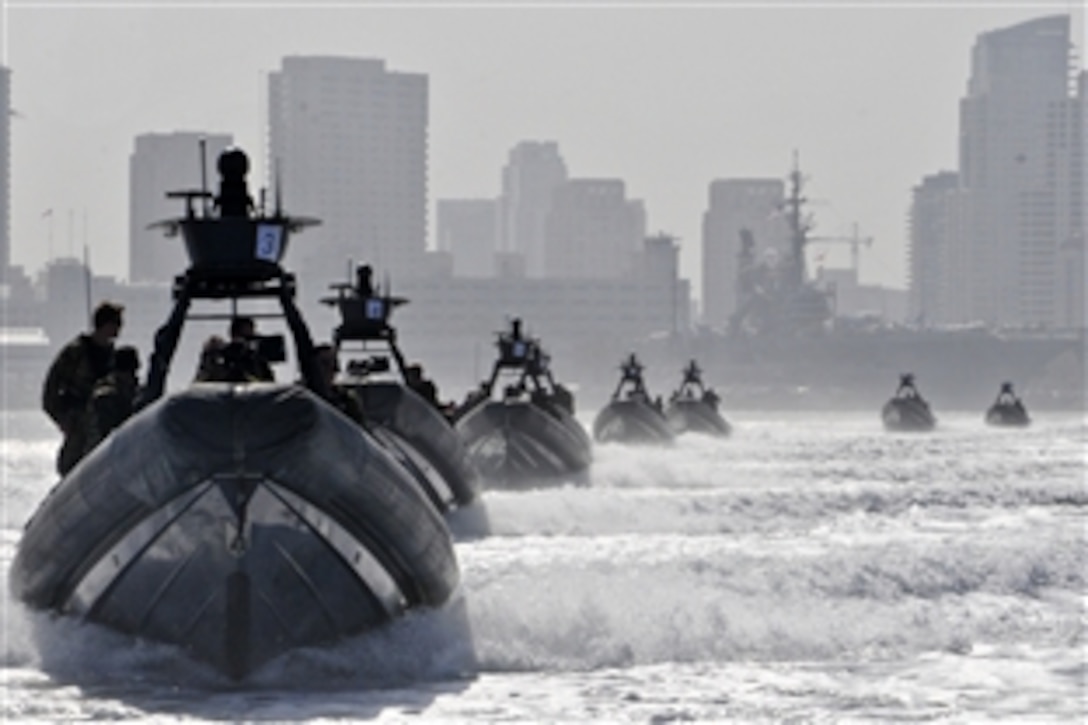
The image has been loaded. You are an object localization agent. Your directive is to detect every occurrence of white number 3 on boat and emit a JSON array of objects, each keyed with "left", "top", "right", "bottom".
[{"left": 255, "top": 224, "right": 283, "bottom": 262}]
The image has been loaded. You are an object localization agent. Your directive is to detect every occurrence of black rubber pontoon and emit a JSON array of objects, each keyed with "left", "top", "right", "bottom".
[
  {"left": 11, "top": 385, "right": 457, "bottom": 679},
  {"left": 593, "top": 353, "right": 674, "bottom": 445}
]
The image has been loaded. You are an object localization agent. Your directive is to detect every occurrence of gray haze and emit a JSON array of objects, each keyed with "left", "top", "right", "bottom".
[{"left": 4, "top": 1, "right": 1082, "bottom": 299}]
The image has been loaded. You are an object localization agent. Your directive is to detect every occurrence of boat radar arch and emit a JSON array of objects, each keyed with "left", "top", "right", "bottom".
[{"left": 320, "top": 263, "right": 410, "bottom": 377}]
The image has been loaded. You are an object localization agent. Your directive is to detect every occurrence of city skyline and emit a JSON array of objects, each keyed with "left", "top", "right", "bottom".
[{"left": 2, "top": 2, "right": 1084, "bottom": 300}]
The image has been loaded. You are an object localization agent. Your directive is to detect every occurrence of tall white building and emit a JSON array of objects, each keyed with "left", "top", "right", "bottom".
[
  {"left": 1056, "top": 69, "right": 1087, "bottom": 329},
  {"left": 267, "top": 56, "right": 428, "bottom": 290},
  {"left": 498, "top": 141, "right": 568, "bottom": 278},
  {"left": 908, "top": 171, "right": 969, "bottom": 325},
  {"left": 700, "top": 179, "right": 788, "bottom": 331},
  {"left": 958, "top": 15, "right": 1081, "bottom": 327},
  {"left": 436, "top": 199, "right": 498, "bottom": 278},
  {"left": 543, "top": 179, "right": 645, "bottom": 279},
  {"left": 0, "top": 66, "right": 10, "bottom": 278},
  {"left": 129, "top": 132, "right": 233, "bottom": 284},
  {"left": 640, "top": 233, "right": 689, "bottom": 335}
]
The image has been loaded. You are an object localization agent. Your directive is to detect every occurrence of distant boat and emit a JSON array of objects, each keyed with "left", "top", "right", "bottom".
[
  {"left": 985, "top": 381, "right": 1031, "bottom": 427},
  {"left": 881, "top": 373, "right": 937, "bottom": 432},
  {"left": 453, "top": 318, "right": 592, "bottom": 489},
  {"left": 593, "top": 353, "right": 674, "bottom": 445},
  {"left": 319, "top": 263, "right": 481, "bottom": 513},
  {"left": 666, "top": 359, "right": 731, "bottom": 437}
]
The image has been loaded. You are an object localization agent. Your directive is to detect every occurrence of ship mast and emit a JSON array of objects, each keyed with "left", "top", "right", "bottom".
[{"left": 783, "top": 150, "right": 811, "bottom": 291}]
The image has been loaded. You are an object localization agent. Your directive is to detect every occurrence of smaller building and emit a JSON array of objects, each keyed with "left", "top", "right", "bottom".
[{"left": 436, "top": 199, "right": 499, "bottom": 278}]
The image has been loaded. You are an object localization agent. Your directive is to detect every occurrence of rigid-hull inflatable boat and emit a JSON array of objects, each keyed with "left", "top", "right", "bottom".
[
  {"left": 321, "top": 267, "right": 480, "bottom": 512},
  {"left": 10, "top": 147, "right": 461, "bottom": 679},
  {"left": 665, "top": 360, "right": 731, "bottom": 437},
  {"left": 593, "top": 353, "right": 674, "bottom": 445},
  {"left": 985, "top": 382, "right": 1031, "bottom": 427},
  {"left": 454, "top": 318, "right": 591, "bottom": 488},
  {"left": 881, "top": 373, "right": 937, "bottom": 432}
]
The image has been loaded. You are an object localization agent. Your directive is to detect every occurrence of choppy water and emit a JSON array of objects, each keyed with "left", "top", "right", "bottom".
[{"left": 1, "top": 409, "right": 1085, "bottom": 722}]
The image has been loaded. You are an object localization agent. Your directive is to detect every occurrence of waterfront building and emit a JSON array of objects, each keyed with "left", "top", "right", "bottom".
[
  {"left": 958, "top": 14, "right": 1082, "bottom": 327},
  {"left": 908, "top": 171, "right": 971, "bottom": 326},
  {"left": 1055, "top": 69, "right": 1087, "bottom": 330},
  {"left": 498, "top": 141, "right": 568, "bottom": 278},
  {"left": 700, "top": 179, "right": 788, "bottom": 331},
  {"left": 436, "top": 199, "right": 498, "bottom": 278},
  {"left": 0, "top": 65, "right": 10, "bottom": 280},
  {"left": 267, "top": 56, "right": 428, "bottom": 289},
  {"left": 543, "top": 179, "right": 645, "bottom": 279},
  {"left": 392, "top": 235, "right": 691, "bottom": 398}
]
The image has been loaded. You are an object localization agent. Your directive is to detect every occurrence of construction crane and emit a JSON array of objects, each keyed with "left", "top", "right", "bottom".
[{"left": 809, "top": 223, "right": 873, "bottom": 275}]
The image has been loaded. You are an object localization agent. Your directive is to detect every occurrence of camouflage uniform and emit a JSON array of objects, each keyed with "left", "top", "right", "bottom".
[
  {"left": 84, "top": 370, "right": 139, "bottom": 454},
  {"left": 42, "top": 334, "right": 114, "bottom": 475},
  {"left": 317, "top": 384, "right": 365, "bottom": 425}
]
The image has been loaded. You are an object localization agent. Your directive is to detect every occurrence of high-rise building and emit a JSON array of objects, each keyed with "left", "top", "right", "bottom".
[
  {"left": 267, "top": 56, "right": 428, "bottom": 290},
  {"left": 129, "top": 132, "right": 233, "bottom": 284},
  {"left": 958, "top": 14, "right": 1080, "bottom": 327},
  {"left": 700, "top": 179, "right": 787, "bottom": 331},
  {"left": 436, "top": 199, "right": 498, "bottom": 278},
  {"left": 1056, "top": 69, "right": 1087, "bottom": 329},
  {"left": 543, "top": 179, "right": 645, "bottom": 279},
  {"left": 639, "top": 233, "right": 689, "bottom": 335},
  {"left": 0, "top": 65, "right": 10, "bottom": 279},
  {"left": 908, "top": 171, "right": 967, "bottom": 325},
  {"left": 498, "top": 141, "right": 568, "bottom": 277}
]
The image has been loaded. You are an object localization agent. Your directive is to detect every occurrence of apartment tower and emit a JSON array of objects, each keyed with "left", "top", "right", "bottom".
[
  {"left": 543, "top": 179, "right": 645, "bottom": 279},
  {"left": 267, "top": 56, "right": 428, "bottom": 288},
  {"left": 498, "top": 141, "right": 568, "bottom": 278},
  {"left": 0, "top": 66, "right": 10, "bottom": 278},
  {"left": 436, "top": 199, "right": 498, "bottom": 278},
  {"left": 958, "top": 15, "right": 1081, "bottom": 326},
  {"left": 701, "top": 179, "right": 788, "bottom": 331}
]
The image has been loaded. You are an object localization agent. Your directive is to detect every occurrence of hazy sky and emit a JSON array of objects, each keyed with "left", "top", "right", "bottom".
[{"left": 1, "top": 1, "right": 1084, "bottom": 298}]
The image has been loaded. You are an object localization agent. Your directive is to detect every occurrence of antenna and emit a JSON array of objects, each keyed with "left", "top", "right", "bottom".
[
  {"left": 274, "top": 157, "right": 282, "bottom": 216},
  {"left": 199, "top": 137, "right": 209, "bottom": 216},
  {"left": 82, "top": 244, "right": 92, "bottom": 328}
]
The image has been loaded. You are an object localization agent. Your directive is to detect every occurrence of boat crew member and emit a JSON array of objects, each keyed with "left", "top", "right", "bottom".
[
  {"left": 552, "top": 382, "right": 575, "bottom": 415},
  {"left": 313, "top": 343, "right": 364, "bottom": 424},
  {"left": 85, "top": 345, "right": 141, "bottom": 453},
  {"left": 196, "top": 316, "right": 275, "bottom": 382},
  {"left": 405, "top": 362, "right": 441, "bottom": 409},
  {"left": 194, "top": 335, "right": 227, "bottom": 381},
  {"left": 895, "top": 373, "right": 920, "bottom": 400},
  {"left": 355, "top": 264, "right": 375, "bottom": 298},
  {"left": 42, "top": 301, "right": 124, "bottom": 475},
  {"left": 227, "top": 315, "right": 275, "bottom": 381}
]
